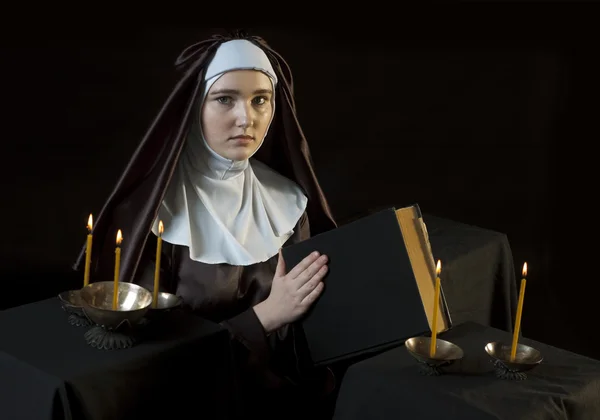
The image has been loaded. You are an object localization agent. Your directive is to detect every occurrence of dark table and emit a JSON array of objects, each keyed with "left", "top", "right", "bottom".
[
  {"left": 332, "top": 322, "right": 600, "bottom": 419},
  {"left": 424, "top": 214, "right": 518, "bottom": 332},
  {"left": 0, "top": 297, "right": 234, "bottom": 420}
]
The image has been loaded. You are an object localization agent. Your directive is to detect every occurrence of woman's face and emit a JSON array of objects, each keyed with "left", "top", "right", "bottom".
[{"left": 201, "top": 69, "right": 274, "bottom": 161}]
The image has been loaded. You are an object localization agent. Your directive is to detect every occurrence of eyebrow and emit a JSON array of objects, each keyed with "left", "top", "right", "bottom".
[{"left": 209, "top": 88, "right": 273, "bottom": 96}]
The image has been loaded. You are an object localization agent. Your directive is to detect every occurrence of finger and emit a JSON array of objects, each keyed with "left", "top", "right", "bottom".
[
  {"left": 300, "top": 281, "right": 324, "bottom": 306},
  {"left": 274, "top": 249, "right": 286, "bottom": 278},
  {"left": 287, "top": 251, "right": 321, "bottom": 279},
  {"left": 293, "top": 255, "right": 328, "bottom": 287},
  {"left": 296, "top": 265, "right": 328, "bottom": 298}
]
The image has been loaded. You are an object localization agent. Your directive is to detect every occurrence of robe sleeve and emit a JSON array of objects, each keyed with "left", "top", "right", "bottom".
[
  {"left": 219, "top": 307, "right": 287, "bottom": 389},
  {"left": 130, "top": 242, "right": 272, "bottom": 378},
  {"left": 217, "top": 211, "right": 312, "bottom": 389},
  {"left": 132, "top": 212, "right": 316, "bottom": 390}
]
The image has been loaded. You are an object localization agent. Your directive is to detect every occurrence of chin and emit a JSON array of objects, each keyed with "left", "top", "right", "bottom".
[{"left": 225, "top": 147, "right": 256, "bottom": 161}]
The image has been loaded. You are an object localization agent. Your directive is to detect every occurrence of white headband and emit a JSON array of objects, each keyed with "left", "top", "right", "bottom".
[{"left": 203, "top": 39, "right": 277, "bottom": 96}]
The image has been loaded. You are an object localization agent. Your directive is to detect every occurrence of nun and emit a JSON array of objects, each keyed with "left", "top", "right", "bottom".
[{"left": 73, "top": 31, "right": 338, "bottom": 418}]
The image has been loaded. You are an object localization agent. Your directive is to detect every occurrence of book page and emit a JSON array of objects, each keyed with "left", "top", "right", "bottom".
[{"left": 396, "top": 206, "right": 449, "bottom": 333}]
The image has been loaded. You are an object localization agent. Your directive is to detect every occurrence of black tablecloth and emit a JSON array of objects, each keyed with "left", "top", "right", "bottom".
[
  {"left": 332, "top": 322, "right": 600, "bottom": 419},
  {"left": 424, "top": 214, "right": 518, "bottom": 332},
  {"left": 0, "top": 298, "right": 234, "bottom": 420}
]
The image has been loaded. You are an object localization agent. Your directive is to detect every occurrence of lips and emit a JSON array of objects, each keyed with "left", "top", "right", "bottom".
[{"left": 230, "top": 135, "right": 255, "bottom": 145}]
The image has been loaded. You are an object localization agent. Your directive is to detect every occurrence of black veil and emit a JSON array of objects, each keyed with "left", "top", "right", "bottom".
[{"left": 72, "top": 31, "right": 337, "bottom": 284}]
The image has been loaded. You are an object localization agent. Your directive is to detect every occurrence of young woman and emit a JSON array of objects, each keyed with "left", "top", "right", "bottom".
[{"left": 74, "top": 32, "right": 338, "bottom": 418}]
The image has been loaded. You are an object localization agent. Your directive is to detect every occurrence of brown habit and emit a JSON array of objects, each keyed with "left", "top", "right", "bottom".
[{"left": 71, "top": 31, "right": 338, "bottom": 416}]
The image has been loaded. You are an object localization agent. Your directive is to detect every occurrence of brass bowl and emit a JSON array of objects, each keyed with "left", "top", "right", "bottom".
[
  {"left": 146, "top": 292, "right": 183, "bottom": 320},
  {"left": 150, "top": 292, "right": 183, "bottom": 311},
  {"left": 80, "top": 281, "right": 153, "bottom": 330},
  {"left": 485, "top": 341, "right": 543, "bottom": 372},
  {"left": 58, "top": 289, "right": 85, "bottom": 315},
  {"left": 405, "top": 336, "right": 464, "bottom": 366}
]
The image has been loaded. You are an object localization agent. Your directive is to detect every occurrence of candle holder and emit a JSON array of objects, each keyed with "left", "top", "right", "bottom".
[
  {"left": 405, "top": 336, "right": 464, "bottom": 376},
  {"left": 57, "top": 289, "right": 92, "bottom": 327},
  {"left": 145, "top": 292, "right": 184, "bottom": 322},
  {"left": 484, "top": 341, "right": 543, "bottom": 380},
  {"left": 80, "top": 281, "right": 153, "bottom": 350}
]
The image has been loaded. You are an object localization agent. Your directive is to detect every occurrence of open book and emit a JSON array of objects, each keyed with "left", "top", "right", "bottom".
[{"left": 281, "top": 204, "right": 452, "bottom": 366}]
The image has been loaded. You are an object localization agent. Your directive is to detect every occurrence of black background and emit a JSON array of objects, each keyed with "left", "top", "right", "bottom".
[{"left": 1, "top": 21, "right": 596, "bottom": 359}]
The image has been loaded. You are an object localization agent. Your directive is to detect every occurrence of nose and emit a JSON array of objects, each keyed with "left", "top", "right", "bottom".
[{"left": 235, "top": 102, "right": 254, "bottom": 128}]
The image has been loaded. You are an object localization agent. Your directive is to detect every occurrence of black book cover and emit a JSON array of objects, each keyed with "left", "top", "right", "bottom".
[{"left": 282, "top": 207, "right": 431, "bottom": 366}]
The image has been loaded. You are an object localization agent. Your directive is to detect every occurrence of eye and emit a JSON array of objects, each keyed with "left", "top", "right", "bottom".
[
  {"left": 252, "top": 96, "right": 268, "bottom": 106},
  {"left": 216, "top": 96, "right": 232, "bottom": 105}
]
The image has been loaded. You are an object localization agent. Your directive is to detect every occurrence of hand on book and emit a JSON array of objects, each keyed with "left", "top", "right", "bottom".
[{"left": 253, "top": 250, "right": 328, "bottom": 334}]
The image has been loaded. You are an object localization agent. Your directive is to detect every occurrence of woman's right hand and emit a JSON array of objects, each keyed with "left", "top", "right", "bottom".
[{"left": 253, "top": 250, "right": 329, "bottom": 334}]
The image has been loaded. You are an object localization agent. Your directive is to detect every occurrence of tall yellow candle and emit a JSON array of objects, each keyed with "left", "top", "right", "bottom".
[
  {"left": 112, "top": 229, "right": 123, "bottom": 310},
  {"left": 152, "top": 221, "right": 164, "bottom": 309},
  {"left": 510, "top": 262, "right": 528, "bottom": 361},
  {"left": 430, "top": 260, "right": 442, "bottom": 357},
  {"left": 83, "top": 214, "right": 93, "bottom": 287}
]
